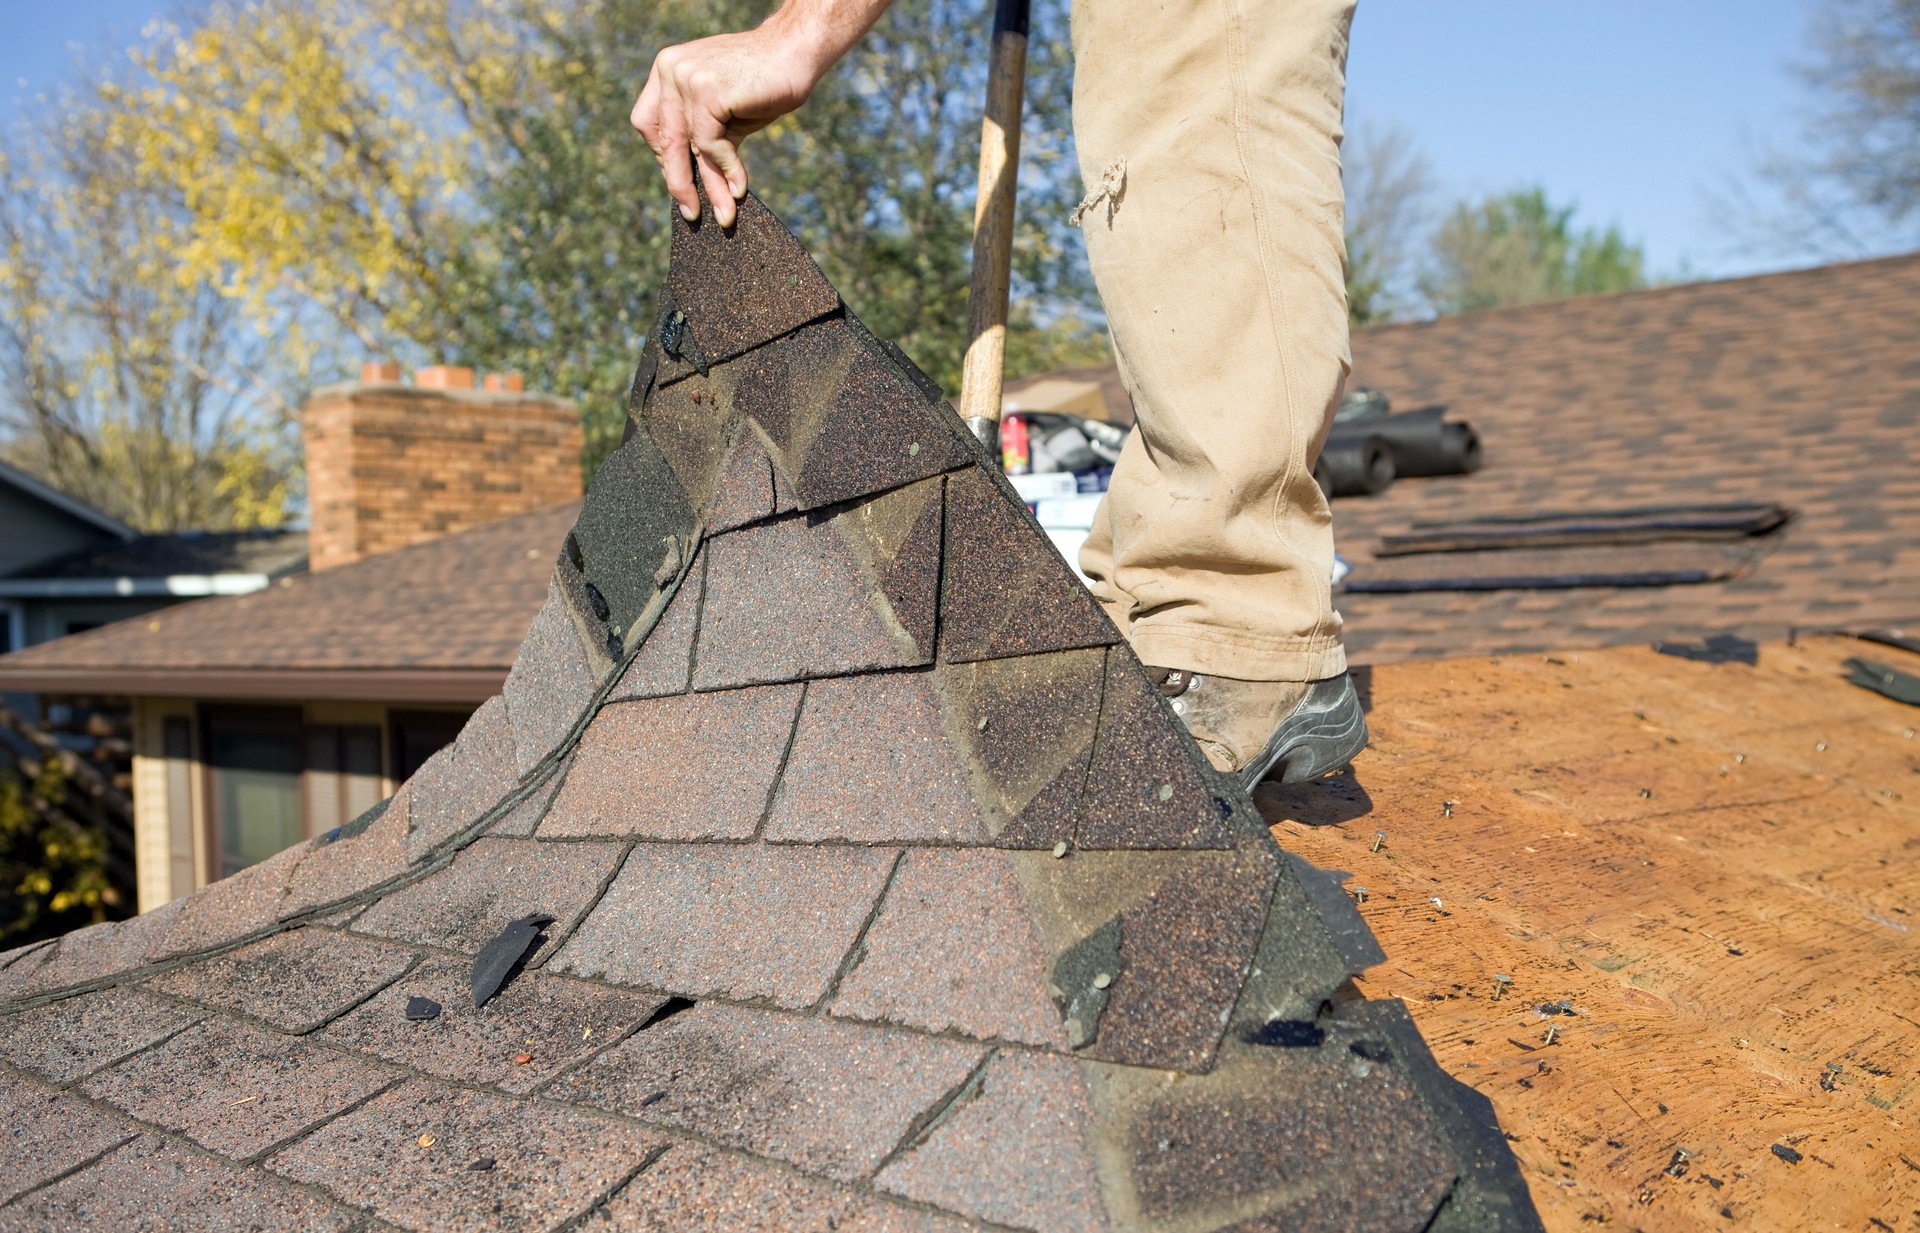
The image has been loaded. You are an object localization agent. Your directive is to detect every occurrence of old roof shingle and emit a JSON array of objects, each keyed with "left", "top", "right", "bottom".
[{"left": 0, "top": 190, "right": 1541, "bottom": 1231}]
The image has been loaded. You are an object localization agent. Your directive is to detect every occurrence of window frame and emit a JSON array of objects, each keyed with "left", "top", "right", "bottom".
[{"left": 198, "top": 704, "right": 308, "bottom": 880}]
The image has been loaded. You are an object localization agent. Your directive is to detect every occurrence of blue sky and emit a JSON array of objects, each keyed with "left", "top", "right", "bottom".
[{"left": 3, "top": 0, "right": 1831, "bottom": 280}]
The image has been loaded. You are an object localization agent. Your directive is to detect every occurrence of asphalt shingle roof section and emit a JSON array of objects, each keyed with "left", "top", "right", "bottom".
[
  {"left": 1335, "top": 254, "right": 1920, "bottom": 661},
  {"left": 0, "top": 192, "right": 1542, "bottom": 1231}
]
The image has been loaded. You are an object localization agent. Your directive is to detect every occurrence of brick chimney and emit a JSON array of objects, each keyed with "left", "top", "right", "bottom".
[{"left": 303, "top": 365, "right": 584, "bottom": 571}]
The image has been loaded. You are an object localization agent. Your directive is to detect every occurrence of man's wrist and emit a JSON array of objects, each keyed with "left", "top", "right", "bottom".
[{"left": 761, "top": 0, "right": 886, "bottom": 85}]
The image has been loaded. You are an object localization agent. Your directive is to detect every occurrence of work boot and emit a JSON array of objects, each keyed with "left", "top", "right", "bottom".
[{"left": 1148, "top": 668, "right": 1368, "bottom": 789}]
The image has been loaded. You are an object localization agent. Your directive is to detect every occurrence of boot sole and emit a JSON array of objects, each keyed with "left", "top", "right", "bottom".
[{"left": 1239, "top": 674, "right": 1370, "bottom": 790}]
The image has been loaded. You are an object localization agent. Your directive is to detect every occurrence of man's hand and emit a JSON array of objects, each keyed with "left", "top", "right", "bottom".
[{"left": 633, "top": 0, "right": 894, "bottom": 228}]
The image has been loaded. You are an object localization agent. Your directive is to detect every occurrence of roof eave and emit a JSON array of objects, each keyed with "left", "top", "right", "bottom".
[
  {"left": 0, "top": 666, "right": 505, "bottom": 704},
  {"left": 0, "top": 574, "right": 272, "bottom": 599}
]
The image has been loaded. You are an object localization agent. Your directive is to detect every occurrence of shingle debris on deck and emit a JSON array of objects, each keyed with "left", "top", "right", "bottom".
[{"left": 0, "top": 192, "right": 1541, "bottom": 1232}]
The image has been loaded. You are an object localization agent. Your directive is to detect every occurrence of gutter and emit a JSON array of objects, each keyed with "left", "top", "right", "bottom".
[
  {"left": 0, "top": 574, "right": 271, "bottom": 599},
  {"left": 0, "top": 666, "right": 506, "bottom": 704}
]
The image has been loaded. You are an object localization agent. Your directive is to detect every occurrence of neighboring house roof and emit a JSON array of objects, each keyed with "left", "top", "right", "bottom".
[
  {"left": 0, "top": 529, "right": 309, "bottom": 600},
  {"left": 0, "top": 506, "right": 575, "bottom": 702},
  {"left": 0, "top": 193, "right": 1537, "bottom": 1232},
  {"left": 1004, "top": 362, "right": 1136, "bottom": 425},
  {"left": 1331, "top": 253, "right": 1920, "bottom": 661},
  {"left": 0, "top": 457, "right": 135, "bottom": 542},
  {"left": 1014, "top": 254, "right": 1920, "bottom": 662}
]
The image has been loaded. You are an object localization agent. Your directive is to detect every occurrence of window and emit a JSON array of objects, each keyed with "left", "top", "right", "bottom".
[
  {"left": 163, "top": 718, "right": 197, "bottom": 896},
  {"left": 305, "top": 724, "right": 384, "bottom": 832},
  {"left": 203, "top": 707, "right": 305, "bottom": 879},
  {"left": 0, "top": 602, "right": 19, "bottom": 654},
  {"left": 389, "top": 710, "right": 470, "bottom": 781}
]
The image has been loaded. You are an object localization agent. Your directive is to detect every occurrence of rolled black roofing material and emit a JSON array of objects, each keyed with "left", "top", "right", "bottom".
[
  {"left": 1314, "top": 434, "right": 1396, "bottom": 498},
  {"left": 1343, "top": 406, "right": 1484, "bottom": 479}
]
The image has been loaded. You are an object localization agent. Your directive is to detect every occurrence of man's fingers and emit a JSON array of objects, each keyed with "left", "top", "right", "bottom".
[
  {"left": 695, "top": 140, "right": 748, "bottom": 227},
  {"left": 651, "top": 103, "right": 702, "bottom": 221}
]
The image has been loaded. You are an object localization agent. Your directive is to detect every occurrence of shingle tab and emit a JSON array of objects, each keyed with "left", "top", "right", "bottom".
[
  {"left": 549, "top": 843, "right": 897, "bottom": 1008},
  {"left": 604, "top": 1145, "right": 975, "bottom": 1232},
  {"left": 664, "top": 190, "right": 840, "bottom": 367},
  {"left": 693, "top": 479, "right": 942, "bottom": 690},
  {"left": 1076, "top": 652, "right": 1234, "bottom": 850},
  {"left": 12, "top": 896, "right": 185, "bottom": 998},
  {"left": 730, "top": 315, "right": 974, "bottom": 511},
  {"left": 540, "top": 686, "right": 802, "bottom": 840},
  {"left": 1115, "top": 1040, "right": 1456, "bottom": 1233},
  {"left": 832, "top": 849, "right": 1067, "bottom": 1048},
  {"left": 947, "top": 649, "right": 1106, "bottom": 847},
  {"left": 321, "top": 957, "right": 664, "bottom": 1094},
  {"left": 940, "top": 465, "right": 1121, "bottom": 663},
  {"left": 0, "top": 986, "right": 204, "bottom": 1083},
  {"left": 705, "top": 421, "right": 788, "bottom": 533},
  {"left": 607, "top": 550, "right": 704, "bottom": 701},
  {"left": 503, "top": 587, "right": 599, "bottom": 776},
  {"left": 268, "top": 1077, "right": 665, "bottom": 1232},
  {"left": 0, "top": 1068, "right": 136, "bottom": 1203},
  {"left": 82, "top": 1016, "right": 395, "bottom": 1160},
  {"left": 279, "top": 784, "right": 413, "bottom": 917},
  {"left": 560, "top": 1001, "right": 984, "bottom": 1183},
  {"left": 145, "top": 929, "right": 415, "bottom": 1034},
  {"left": 764, "top": 670, "right": 991, "bottom": 844},
  {"left": 7, "top": 1133, "right": 356, "bottom": 1231},
  {"left": 404, "top": 694, "right": 521, "bottom": 860},
  {"left": 350, "top": 836, "right": 625, "bottom": 955},
  {"left": 876, "top": 1051, "right": 1110, "bottom": 1233}
]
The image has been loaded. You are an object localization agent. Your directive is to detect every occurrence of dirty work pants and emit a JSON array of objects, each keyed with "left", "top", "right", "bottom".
[{"left": 1072, "top": 0, "right": 1354, "bottom": 683}]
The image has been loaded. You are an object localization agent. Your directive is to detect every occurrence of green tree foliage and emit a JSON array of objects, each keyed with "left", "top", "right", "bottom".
[
  {"left": 16, "top": 0, "right": 1102, "bottom": 476},
  {"left": 0, "top": 757, "right": 118, "bottom": 945},
  {"left": 0, "top": 107, "right": 297, "bottom": 531},
  {"left": 1420, "top": 188, "right": 1647, "bottom": 315}
]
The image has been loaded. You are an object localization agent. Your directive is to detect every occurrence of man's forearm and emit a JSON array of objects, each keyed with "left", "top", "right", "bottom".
[
  {"left": 758, "top": 0, "right": 898, "bottom": 89},
  {"left": 633, "top": 0, "right": 895, "bottom": 225}
]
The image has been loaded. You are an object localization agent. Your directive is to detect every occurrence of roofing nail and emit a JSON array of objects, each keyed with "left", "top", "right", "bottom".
[
  {"left": 1543, "top": 1024, "right": 1558, "bottom": 1045},
  {"left": 1371, "top": 831, "right": 1385, "bottom": 853},
  {"left": 1639, "top": 788, "right": 1653, "bottom": 799},
  {"left": 1350, "top": 886, "right": 1369, "bottom": 904},
  {"left": 976, "top": 716, "right": 988, "bottom": 730},
  {"left": 1735, "top": 753, "right": 1746, "bottom": 763},
  {"left": 1157, "top": 783, "right": 1174, "bottom": 801},
  {"left": 419, "top": 1134, "right": 436, "bottom": 1149},
  {"left": 1816, "top": 741, "right": 1827, "bottom": 752},
  {"left": 1492, "top": 974, "right": 1512, "bottom": 1000},
  {"left": 1092, "top": 972, "right": 1112, "bottom": 990},
  {"left": 1442, "top": 800, "right": 1455, "bottom": 818},
  {"left": 1051, "top": 841, "right": 1069, "bottom": 859}
]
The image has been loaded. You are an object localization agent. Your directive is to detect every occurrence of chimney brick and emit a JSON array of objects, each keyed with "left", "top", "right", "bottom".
[
  {"left": 484, "top": 372, "right": 526, "bottom": 393},
  {"left": 360, "top": 361, "right": 402, "bottom": 383},
  {"left": 414, "top": 365, "right": 475, "bottom": 390},
  {"left": 303, "top": 376, "right": 583, "bottom": 571}
]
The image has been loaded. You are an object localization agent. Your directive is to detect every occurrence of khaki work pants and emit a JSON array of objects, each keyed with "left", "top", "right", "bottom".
[{"left": 1072, "top": 0, "right": 1355, "bottom": 683}]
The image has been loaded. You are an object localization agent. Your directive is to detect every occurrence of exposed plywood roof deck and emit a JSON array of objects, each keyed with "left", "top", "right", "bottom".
[{"left": 1259, "top": 633, "right": 1920, "bottom": 1231}]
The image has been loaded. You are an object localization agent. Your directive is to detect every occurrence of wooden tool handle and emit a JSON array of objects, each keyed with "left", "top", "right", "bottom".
[{"left": 957, "top": 0, "right": 1030, "bottom": 447}]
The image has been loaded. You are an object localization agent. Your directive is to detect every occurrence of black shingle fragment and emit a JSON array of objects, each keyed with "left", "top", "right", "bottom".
[
  {"left": 471, "top": 914, "right": 556, "bottom": 1010},
  {"left": 1654, "top": 633, "right": 1759, "bottom": 665},
  {"left": 403, "top": 996, "right": 441, "bottom": 1022},
  {"left": 1770, "top": 1143, "right": 1803, "bottom": 1164},
  {"left": 569, "top": 429, "right": 696, "bottom": 647}
]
